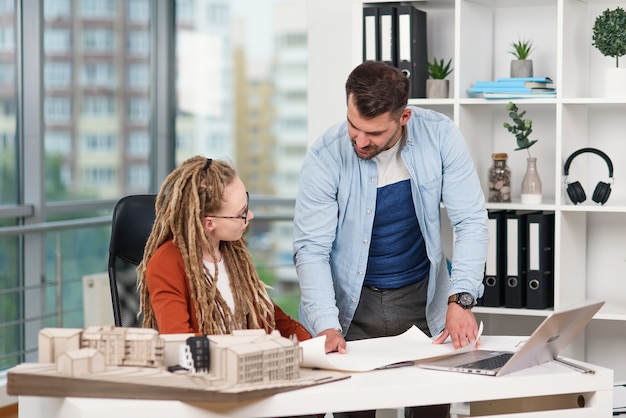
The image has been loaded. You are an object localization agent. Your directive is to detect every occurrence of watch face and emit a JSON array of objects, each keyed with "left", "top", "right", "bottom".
[{"left": 459, "top": 292, "right": 474, "bottom": 307}]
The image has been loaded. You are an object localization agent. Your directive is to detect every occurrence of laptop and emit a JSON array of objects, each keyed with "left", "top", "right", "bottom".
[{"left": 418, "top": 301, "right": 604, "bottom": 376}]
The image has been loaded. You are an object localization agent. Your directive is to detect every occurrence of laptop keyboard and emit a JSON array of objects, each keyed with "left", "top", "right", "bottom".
[{"left": 458, "top": 352, "right": 514, "bottom": 370}]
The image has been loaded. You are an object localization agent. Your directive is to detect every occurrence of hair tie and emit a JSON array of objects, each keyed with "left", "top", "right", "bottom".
[{"left": 204, "top": 158, "right": 212, "bottom": 170}]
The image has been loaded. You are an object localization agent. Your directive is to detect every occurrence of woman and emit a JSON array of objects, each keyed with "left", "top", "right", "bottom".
[{"left": 137, "top": 156, "right": 310, "bottom": 341}]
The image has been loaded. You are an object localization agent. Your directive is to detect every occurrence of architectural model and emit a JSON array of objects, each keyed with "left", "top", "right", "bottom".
[
  {"left": 7, "top": 325, "right": 344, "bottom": 403},
  {"left": 37, "top": 325, "right": 301, "bottom": 384},
  {"left": 39, "top": 325, "right": 165, "bottom": 375}
]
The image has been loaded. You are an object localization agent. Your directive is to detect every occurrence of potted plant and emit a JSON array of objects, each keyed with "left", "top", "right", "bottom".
[
  {"left": 509, "top": 37, "right": 534, "bottom": 78},
  {"left": 503, "top": 101, "right": 542, "bottom": 204},
  {"left": 426, "top": 57, "right": 453, "bottom": 98},
  {"left": 592, "top": 7, "right": 626, "bottom": 97}
]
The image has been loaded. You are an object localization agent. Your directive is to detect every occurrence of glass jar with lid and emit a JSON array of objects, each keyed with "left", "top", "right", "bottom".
[{"left": 488, "top": 153, "right": 511, "bottom": 202}]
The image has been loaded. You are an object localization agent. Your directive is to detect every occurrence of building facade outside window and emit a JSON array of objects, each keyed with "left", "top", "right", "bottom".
[{"left": 0, "top": 0, "right": 308, "bottom": 378}]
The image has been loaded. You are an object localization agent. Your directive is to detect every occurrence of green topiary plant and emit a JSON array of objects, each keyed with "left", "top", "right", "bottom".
[
  {"left": 427, "top": 57, "right": 453, "bottom": 79},
  {"left": 508, "top": 38, "right": 534, "bottom": 60},
  {"left": 503, "top": 101, "right": 538, "bottom": 158},
  {"left": 592, "top": 7, "right": 626, "bottom": 67}
]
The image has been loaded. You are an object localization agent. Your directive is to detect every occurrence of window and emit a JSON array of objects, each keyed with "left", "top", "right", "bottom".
[
  {"left": 127, "top": 164, "right": 149, "bottom": 188},
  {"left": 80, "top": 0, "right": 115, "bottom": 19},
  {"left": 83, "top": 166, "right": 115, "bottom": 186},
  {"left": 44, "top": 0, "right": 152, "bottom": 200},
  {"left": 0, "top": 131, "right": 15, "bottom": 150},
  {"left": 174, "top": 0, "right": 307, "bottom": 317},
  {"left": 0, "top": 0, "right": 18, "bottom": 373},
  {"left": 126, "top": 31, "right": 149, "bottom": 55},
  {"left": 127, "top": 97, "right": 148, "bottom": 122},
  {"left": 81, "top": 134, "right": 116, "bottom": 152},
  {"left": 206, "top": 3, "right": 228, "bottom": 24},
  {"left": 127, "top": 64, "right": 148, "bottom": 89},
  {"left": 127, "top": 0, "right": 149, "bottom": 22},
  {"left": 82, "top": 96, "right": 115, "bottom": 117},
  {"left": 44, "top": 28, "right": 72, "bottom": 53},
  {"left": 44, "top": 97, "right": 72, "bottom": 122},
  {"left": 82, "top": 29, "right": 115, "bottom": 52},
  {"left": 44, "top": 0, "right": 71, "bottom": 19},
  {"left": 0, "top": 26, "right": 14, "bottom": 51},
  {"left": 0, "top": 0, "right": 308, "bottom": 378},
  {"left": 45, "top": 131, "right": 72, "bottom": 155},
  {"left": 0, "top": 1, "right": 157, "bottom": 377},
  {"left": 2, "top": 100, "right": 16, "bottom": 116},
  {"left": 127, "top": 131, "right": 149, "bottom": 156},
  {"left": 82, "top": 62, "right": 115, "bottom": 88},
  {"left": 44, "top": 61, "right": 72, "bottom": 88},
  {"left": 278, "top": 32, "right": 306, "bottom": 47},
  {"left": 0, "top": 0, "right": 14, "bottom": 13},
  {"left": 176, "top": 0, "right": 193, "bottom": 23},
  {"left": 0, "top": 62, "right": 13, "bottom": 85}
]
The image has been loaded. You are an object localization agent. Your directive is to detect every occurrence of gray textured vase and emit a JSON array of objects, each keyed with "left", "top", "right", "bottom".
[
  {"left": 426, "top": 79, "right": 449, "bottom": 98},
  {"left": 510, "top": 60, "right": 533, "bottom": 78}
]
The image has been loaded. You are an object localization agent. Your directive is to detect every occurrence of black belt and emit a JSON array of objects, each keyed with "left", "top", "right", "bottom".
[
  {"left": 364, "top": 285, "right": 393, "bottom": 292},
  {"left": 364, "top": 279, "right": 426, "bottom": 292}
]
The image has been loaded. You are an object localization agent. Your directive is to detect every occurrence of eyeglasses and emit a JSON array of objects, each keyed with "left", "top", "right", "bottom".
[{"left": 208, "top": 192, "right": 249, "bottom": 224}]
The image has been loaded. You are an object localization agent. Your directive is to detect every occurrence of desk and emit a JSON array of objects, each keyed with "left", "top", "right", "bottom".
[{"left": 19, "top": 359, "right": 613, "bottom": 417}]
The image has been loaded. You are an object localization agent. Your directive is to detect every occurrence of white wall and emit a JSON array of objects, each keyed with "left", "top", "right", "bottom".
[{"left": 306, "top": 0, "right": 354, "bottom": 145}]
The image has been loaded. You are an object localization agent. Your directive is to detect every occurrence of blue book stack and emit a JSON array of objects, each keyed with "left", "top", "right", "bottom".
[{"left": 468, "top": 77, "right": 556, "bottom": 99}]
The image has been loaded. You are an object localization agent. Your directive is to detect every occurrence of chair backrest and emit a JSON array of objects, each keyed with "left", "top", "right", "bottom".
[{"left": 108, "top": 194, "right": 156, "bottom": 327}]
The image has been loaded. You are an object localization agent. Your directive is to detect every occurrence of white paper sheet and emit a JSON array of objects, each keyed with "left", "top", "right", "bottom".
[{"left": 300, "top": 322, "right": 483, "bottom": 372}]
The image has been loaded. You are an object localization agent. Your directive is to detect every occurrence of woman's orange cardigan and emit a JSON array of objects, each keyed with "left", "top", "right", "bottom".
[{"left": 145, "top": 240, "right": 311, "bottom": 341}]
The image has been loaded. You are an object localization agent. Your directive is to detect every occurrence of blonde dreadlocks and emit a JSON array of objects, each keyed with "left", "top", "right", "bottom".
[{"left": 137, "top": 156, "right": 275, "bottom": 335}]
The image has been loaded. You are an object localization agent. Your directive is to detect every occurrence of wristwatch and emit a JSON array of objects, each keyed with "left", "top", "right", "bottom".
[{"left": 448, "top": 292, "right": 475, "bottom": 309}]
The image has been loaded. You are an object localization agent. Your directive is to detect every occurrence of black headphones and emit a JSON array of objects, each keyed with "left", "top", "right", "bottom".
[{"left": 563, "top": 147, "right": 614, "bottom": 205}]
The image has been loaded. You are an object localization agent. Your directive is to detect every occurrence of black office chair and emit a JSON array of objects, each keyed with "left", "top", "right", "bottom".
[
  {"left": 107, "top": 194, "right": 311, "bottom": 341},
  {"left": 108, "top": 194, "right": 157, "bottom": 327}
]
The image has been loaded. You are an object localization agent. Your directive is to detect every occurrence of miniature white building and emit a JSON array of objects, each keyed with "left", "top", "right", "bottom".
[
  {"left": 81, "top": 325, "right": 164, "bottom": 367},
  {"left": 39, "top": 328, "right": 83, "bottom": 363},
  {"left": 57, "top": 348, "right": 105, "bottom": 376},
  {"left": 179, "top": 344, "right": 196, "bottom": 373},
  {"left": 39, "top": 326, "right": 164, "bottom": 368},
  {"left": 36, "top": 327, "right": 303, "bottom": 386},
  {"left": 207, "top": 329, "right": 301, "bottom": 385}
]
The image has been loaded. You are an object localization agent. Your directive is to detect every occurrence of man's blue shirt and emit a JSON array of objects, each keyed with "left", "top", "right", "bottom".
[{"left": 293, "top": 106, "right": 488, "bottom": 337}]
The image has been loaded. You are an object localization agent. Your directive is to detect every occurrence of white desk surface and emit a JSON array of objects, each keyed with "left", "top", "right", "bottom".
[{"left": 19, "top": 359, "right": 613, "bottom": 418}]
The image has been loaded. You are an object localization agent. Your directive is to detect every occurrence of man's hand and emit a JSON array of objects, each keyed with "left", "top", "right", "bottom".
[
  {"left": 317, "top": 328, "right": 347, "bottom": 354},
  {"left": 432, "top": 303, "right": 479, "bottom": 349}
]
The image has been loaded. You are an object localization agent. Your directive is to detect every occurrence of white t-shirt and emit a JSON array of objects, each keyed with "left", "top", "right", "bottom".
[
  {"left": 202, "top": 258, "right": 235, "bottom": 311},
  {"left": 373, "top": 133, "right": 409, "bottom": 187}
]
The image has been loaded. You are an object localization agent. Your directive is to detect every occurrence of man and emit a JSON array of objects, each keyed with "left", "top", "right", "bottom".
[{"left": 293, "top": 61, "right": 488, "bottom": 417}]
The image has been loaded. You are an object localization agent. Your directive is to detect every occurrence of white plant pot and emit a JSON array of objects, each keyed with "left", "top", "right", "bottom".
[{"left": 603, "top": 68, "right": 626, "bottom": 98}]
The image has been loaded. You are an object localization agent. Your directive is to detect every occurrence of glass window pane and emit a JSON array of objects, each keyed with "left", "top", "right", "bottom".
[
  {"left": 0, "top": 323, "right": 21, "bottom": 370},
  {"left": 0, "top": 3, "right": 19, "bottom": 371},
  {"left": 44, "top": 1, "right": 153, "bottom": 201},
  {"left": 127, "top": 0, "right": 149, "bottom": 23},
  {"left": 174, "top": 0, "right": 307, "bottom": 318},
  {"left": 44, "top": 0, "right": 71, "bottom": 19},
  {"left": 45, "top": 61, "right": 73, "bottom": 88},
  {"left": 80, "top": 0, "right": 115, "bottom": 19}
]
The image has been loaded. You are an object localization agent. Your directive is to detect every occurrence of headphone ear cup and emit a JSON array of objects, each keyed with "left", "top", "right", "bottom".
[
  {"left": 592, "top": 181, "right": 611, "bottom": 204},
  {"left": 566, "top": 181, "right": 586, "bottom": 204}
]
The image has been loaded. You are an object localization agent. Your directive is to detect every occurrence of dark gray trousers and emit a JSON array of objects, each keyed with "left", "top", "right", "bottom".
[{"left": 334, "top": 280, "right": 450, "bottom": 418}]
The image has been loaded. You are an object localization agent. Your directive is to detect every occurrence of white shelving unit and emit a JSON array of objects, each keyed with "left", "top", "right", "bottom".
[{"left": 308, "top": 0, "right": 626, "bottom": 380}]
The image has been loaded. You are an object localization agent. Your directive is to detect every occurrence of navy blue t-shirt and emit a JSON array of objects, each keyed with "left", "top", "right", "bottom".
[{"left": 364, "top": 179, "right": 429, "bottom": 288}]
